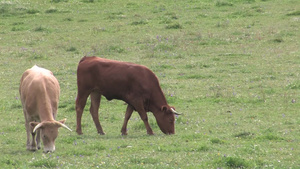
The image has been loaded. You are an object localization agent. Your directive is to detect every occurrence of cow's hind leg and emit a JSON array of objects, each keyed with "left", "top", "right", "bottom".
[
  {"left": 75, "top": 92, "right": 89, "bottom": 135},
  {"left": 121, "top": 105, "right": 134, "bottom": 135},
  {"left": 90, "top": 92, "right": 105, "bottom": 135}
]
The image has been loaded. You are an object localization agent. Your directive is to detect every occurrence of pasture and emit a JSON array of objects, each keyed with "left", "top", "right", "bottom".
[{"left": 0, "top": 0, "right": 299, "bottom": 168}]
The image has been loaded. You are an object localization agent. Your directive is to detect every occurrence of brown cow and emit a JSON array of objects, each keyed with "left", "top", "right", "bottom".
[
  {"left": 76, "top": 56, "right": 180, "bottom": 135},
  {"left": 20, "top": 65, "right": 72, "bottom": 153}
]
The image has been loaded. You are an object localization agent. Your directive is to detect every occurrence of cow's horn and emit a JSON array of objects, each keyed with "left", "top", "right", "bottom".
[
  {"left": 171, "top": 108, "right": 181, "bottom": 115},
  {"left": 33, "top": 123, "right": 43, "bottom": 133},
  {"left": 60, "top": 123, "right": 72, "bottom": 132}
]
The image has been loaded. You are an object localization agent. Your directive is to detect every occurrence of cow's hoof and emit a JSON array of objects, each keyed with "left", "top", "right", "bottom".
[
  {"left": 121, "top": 132, "right": 128, "bottom": 136},
  {"left": 76, "top": 130, "right": 83, "bottom": 135},
  {"left": 147, "top": 132, "right": 154, "bottom": 135},
  {"left": 27, "top": 146, "right": 37, "bottom": 151},
  {"left": 98, "top": 132, "right": 105, "bottom": 135}
]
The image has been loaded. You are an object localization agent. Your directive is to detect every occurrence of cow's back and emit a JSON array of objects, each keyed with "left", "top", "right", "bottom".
[
  {"left": 77, "top": 57, "right": 161, "bottom": 101},
  {"left": 20, "top": 66, "right": 60, "bottom": 120}
]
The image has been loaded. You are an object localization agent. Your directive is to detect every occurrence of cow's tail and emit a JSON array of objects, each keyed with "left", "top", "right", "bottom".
[{"left": 79, "top": 56, "right": 88, "bottom": 64}]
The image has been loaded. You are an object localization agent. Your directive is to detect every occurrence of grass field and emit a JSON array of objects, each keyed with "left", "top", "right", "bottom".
[{"left": 0, "top": 0, "right": 299, "bottom": 168}]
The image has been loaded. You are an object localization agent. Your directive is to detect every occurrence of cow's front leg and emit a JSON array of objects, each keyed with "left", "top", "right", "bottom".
[
  {"left": 36, "top": 130, "right": 41, "bottom": 150},
  {"left": 25, "top": 122, "right": 37, "bottom": 151},
  {"left": 90, "top": 92, "right": 105, "bottom": 135},
  {"left": 137, "top": 109, "right": 154, "bottom": 135},
  {"left": 121, "top": 105, "right": 134, "bottom": 135},
  {"left": 26, "top": 123, "right": 32, "bottom": 150},
  {"left": 29, "top": 131, "right": 37, "bottom": 151}
]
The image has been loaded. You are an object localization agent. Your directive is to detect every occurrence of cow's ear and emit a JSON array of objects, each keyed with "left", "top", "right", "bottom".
[
  {"left": 30, "top": 122, "right": 44, "bottom": 133},
  {"left": 58, "top": 118, "right": 67, "bottom": 124},
  {"left": 30, "top": 122, "right": 40, "bottom": 129},
  {"left": 161, "top": 105, "right": 168, "bottom": 112},
  {"left": 56, "top": 119, "right": 72, "bottom": 132}
]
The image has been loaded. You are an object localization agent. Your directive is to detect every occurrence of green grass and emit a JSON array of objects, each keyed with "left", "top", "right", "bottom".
[{"left": 0, "top": 0, "right": 299, "bottom": 168}]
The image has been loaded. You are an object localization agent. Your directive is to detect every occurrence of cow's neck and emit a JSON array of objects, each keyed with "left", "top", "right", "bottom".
[
  {"left": 39, "top": 112, "right": 55, "bottom": 121},
  {"left": 38, "top": 104, "right": 55, "bottom": 121},
  {"left": 149, "top": 91, "right": 168, "bottom": 114}
]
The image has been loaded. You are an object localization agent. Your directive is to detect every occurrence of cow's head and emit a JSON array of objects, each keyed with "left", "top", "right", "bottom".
[
  {"left": 154, "top": 105, "right": 181, "bottom": 135},
  {"left": 30, "top": 119, "right": 72, "bottom": 153}
]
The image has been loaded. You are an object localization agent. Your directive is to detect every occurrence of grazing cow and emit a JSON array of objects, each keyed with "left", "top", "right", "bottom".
[
  {"left": 76, "top": 56, "right": 180, "bottom": 135},
  {"left": 19, "top": 65, "right": 72, "bottom": 153}
]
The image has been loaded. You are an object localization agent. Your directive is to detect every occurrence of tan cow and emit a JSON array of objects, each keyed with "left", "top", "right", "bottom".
[{"left": 19, "top": 65, "right": 72, "bottom": 153}]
